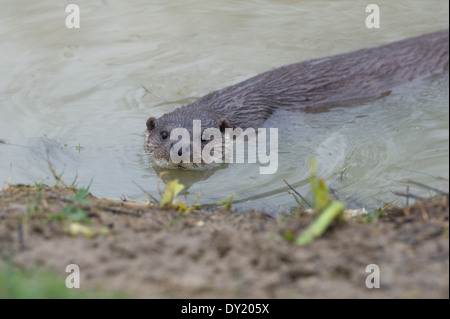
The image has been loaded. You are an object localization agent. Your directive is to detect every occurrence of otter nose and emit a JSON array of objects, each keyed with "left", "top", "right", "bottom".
[{"left": 168, "top": 141, "right": 192, "bottom": 158}]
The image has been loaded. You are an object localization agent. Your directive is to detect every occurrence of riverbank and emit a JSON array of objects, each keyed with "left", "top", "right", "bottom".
[{"left": 0, "top": 183, "right": 448, "bottom": 298}]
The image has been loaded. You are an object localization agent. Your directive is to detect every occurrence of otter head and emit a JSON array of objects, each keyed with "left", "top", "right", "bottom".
[{"left": 145, "top": 111, "right": 233, "bottom": 169}]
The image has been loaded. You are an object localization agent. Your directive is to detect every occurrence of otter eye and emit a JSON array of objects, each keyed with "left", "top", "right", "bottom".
[{"left": 161, "top": 131, "right": 168, "bottom": 140}]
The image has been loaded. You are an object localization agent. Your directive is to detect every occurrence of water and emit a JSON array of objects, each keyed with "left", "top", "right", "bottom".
[{"left": 0, "top": 0, "right": 448, "bottom": 213}]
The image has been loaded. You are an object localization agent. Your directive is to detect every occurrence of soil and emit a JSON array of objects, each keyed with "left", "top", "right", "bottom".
[{"left": 0, "top": 184, "right": 448, "bottom": 298}]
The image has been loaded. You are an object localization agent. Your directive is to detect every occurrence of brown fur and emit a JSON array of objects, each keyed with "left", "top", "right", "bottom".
[{"left": 146, "top": 30, "right": 449, "bottom": 167}]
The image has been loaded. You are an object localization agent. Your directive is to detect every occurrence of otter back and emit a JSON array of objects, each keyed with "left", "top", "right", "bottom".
[
  {"left": 179, "top": 30, "right": 449, "bottom": 129},
  {"left": 146, "top": 30, "right": 449, "bottom": 168}
]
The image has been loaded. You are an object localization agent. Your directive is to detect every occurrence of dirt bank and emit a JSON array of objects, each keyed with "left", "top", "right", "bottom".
[{"left": 0, "top": 184, "right": 448, "bottom": 298}]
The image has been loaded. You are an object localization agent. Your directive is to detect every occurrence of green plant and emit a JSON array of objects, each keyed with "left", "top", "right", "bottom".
[
  {"left": 48, "top": 188, "right": 90, "bottom": 223},
  {"left": 217, "top": 192, "right": 235, "bottom": 211},
  {"left": 0, "top": 265, "right": 125, "bottom": 298},
  {"left": 160, "top": 179, "right": 185, "bottom": 208},
  {"left": 291, "top": 158, "right": 346, "bottom": 246},
  {"left": 360, "top": 200, "right": 397, "bottom": 223},
  {"left": 141, "top": 174, "right": 201, "bottom": 213}
]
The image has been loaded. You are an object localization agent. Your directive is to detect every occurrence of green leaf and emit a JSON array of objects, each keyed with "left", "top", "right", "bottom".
[
  {"left": 160, "top": 179, "right": 185, "bottom": 207},
  {"left": 309, "top": 158, "right": 331, "bottom": 211},
  {"left": 297, "top": 201, "right": 345, "bottom": 246},
  {"left": 71, "top": 188, "right": 89, "bottom": 206},
  {"left": 66, "top": 222, "right": 95, "bottom": 237},
  {"left": 217, "top": 192, "right": 235, "bottom": 210},
  {"left": 68, "top": 208, "right": 88, "bottom": 222}
]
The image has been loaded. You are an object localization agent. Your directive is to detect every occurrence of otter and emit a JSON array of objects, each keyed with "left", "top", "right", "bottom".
[{"left": 145, "top": 30, "right": 449, "bottom": 168}]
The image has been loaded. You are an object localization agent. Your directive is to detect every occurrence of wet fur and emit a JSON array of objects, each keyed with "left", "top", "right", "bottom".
[{"left": 146, "top": 30, "right": 449, "bottom": 167}]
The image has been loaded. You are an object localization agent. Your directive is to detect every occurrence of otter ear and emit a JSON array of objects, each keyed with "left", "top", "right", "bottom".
[
  {"left": 146, "top": 117, "right": 156, "bottom": 131},
  {"left": 218, "top": 118, "right": 232, "bottom": 133}
]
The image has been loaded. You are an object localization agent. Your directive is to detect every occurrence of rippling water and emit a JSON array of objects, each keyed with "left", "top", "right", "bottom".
[{"left": 0, "top": 0, "right": 448, "bottom": 212}]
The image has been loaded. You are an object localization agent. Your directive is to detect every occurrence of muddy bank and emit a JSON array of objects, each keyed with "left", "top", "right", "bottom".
[{"left": 0, "top": 184, "right": 448, "bottom": 298}]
